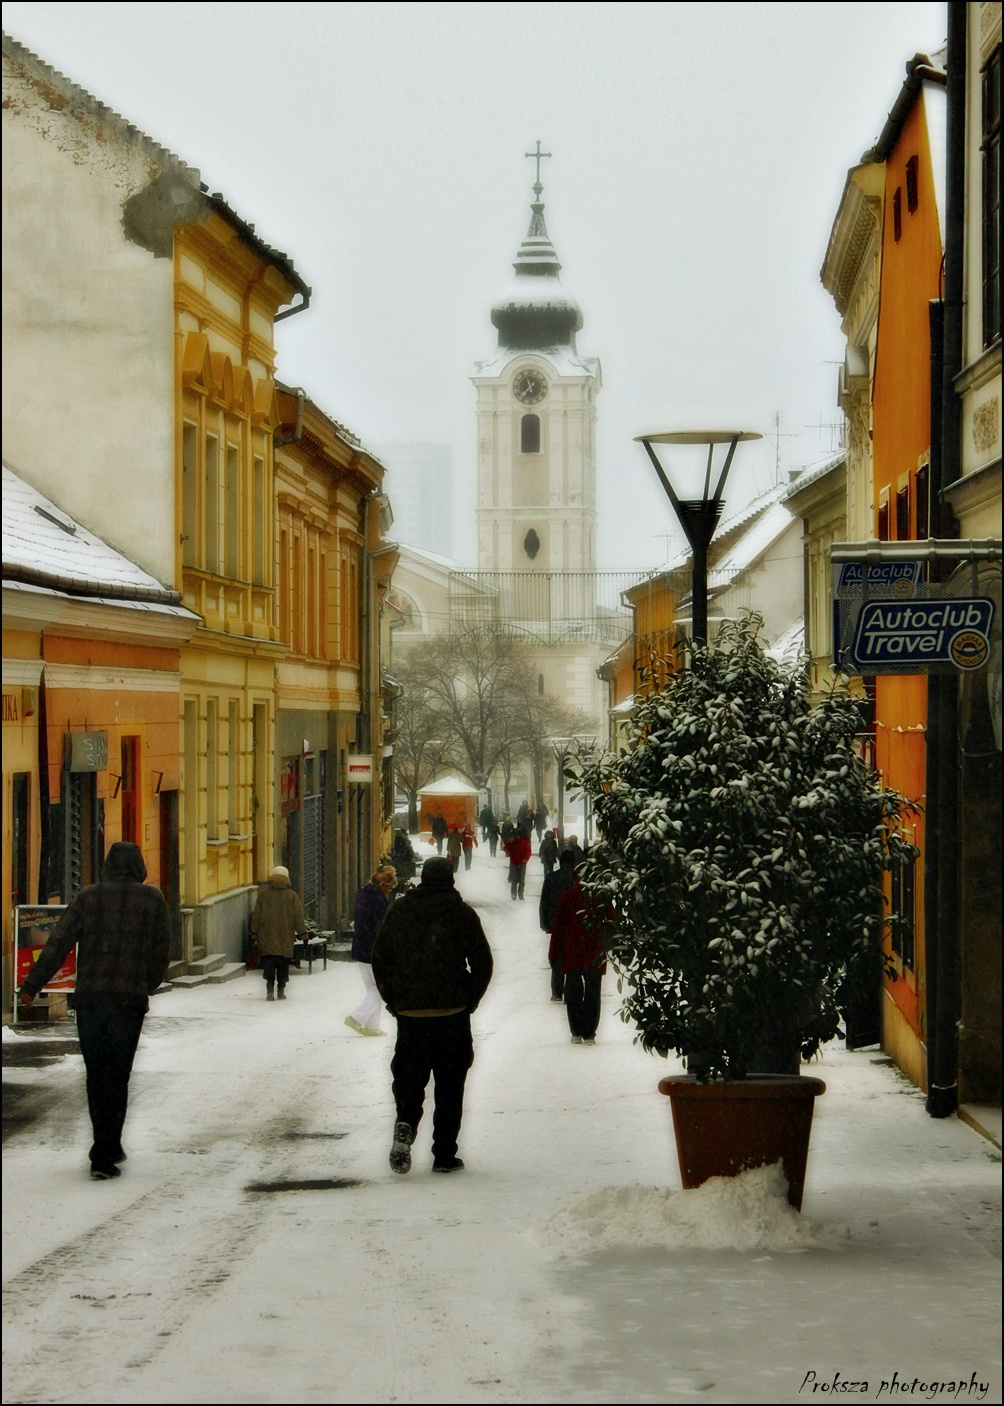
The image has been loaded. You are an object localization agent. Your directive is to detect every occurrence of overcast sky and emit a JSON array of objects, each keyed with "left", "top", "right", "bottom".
[{"left": 5, "top": 1, "right": 946, "bottom": 567}]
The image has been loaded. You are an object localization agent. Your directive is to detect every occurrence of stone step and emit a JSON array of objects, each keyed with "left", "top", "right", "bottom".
[
  {"left": 327, "top": 941, "right": 353, "bottom": 962},
  {"left": 171, "top": 973, "right": 208, "bottom": 989},
  {"left": 165, "top": 960, "right": 187, "bottom": 981},
  {"left": 206, "top": 961, "right": 246, "bottom": 984},
  {"left": 188, "top": 952, "right": 227, "bottom": 976},
  {"left": 190, "top": 945, "right": 206, "bottom": 963}
]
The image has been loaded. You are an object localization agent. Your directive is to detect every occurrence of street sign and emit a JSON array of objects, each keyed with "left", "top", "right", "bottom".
[
  {"left": 835, "top": 560, "right": 924, "bottom": 594},
  {"left": 848, "top": 597, "right": 994, "bottom": 672},
  {"left": 347, "top": 755, "right": 374, "bottom": 784},
  {"left": 67, "top": 730, "right": 108, "bottom": 772}
]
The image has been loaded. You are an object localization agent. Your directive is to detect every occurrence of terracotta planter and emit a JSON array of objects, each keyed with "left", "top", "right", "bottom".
[{"left": 658, "top": 1073, "right": 826, "bottom": 1211}]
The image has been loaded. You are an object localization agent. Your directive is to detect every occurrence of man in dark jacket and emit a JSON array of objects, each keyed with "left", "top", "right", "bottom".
[
  {"left": 431, "top": 810, "right": 448, "bottom": 854},
  {"left": 538, "top": 829, "right": 559, "bottom": 877},
  {"left": 539, "top": 849, "right": 577, "bottom": 1002},
  {"left": 549, "top": 878, "right": 610, "bottom": 1045},
  {"left": 17, "top": 842, "right": 171, "bottom": 1179},
  {"left": 371, "top": 857, "right": 493, "bottom": 1175}
]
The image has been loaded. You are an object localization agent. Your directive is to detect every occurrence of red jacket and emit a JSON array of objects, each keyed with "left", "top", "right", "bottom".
[
  {"left": 461, "top": 826, "right": 478, "bottom": 851},
  {"left": 504, "top": 834, "right": 532, "bottom": 867},
  {"left": 548, "top": 881, "right": 609, "bottom": 975}
]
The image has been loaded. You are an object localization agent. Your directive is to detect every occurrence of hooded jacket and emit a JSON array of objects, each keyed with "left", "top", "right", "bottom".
[
  {"left": 21, "top": 842, "right": 171, "bottom": 1010},
  {"left": 370, "top": 881, "right": 493, "bottom": 1015},
  {"left": 251, "top": 874, "right": 307, "bottom": 958}
]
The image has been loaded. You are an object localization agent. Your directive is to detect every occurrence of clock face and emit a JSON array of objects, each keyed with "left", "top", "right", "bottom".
[{"left": 513, "top": 369, "right": 547, "bottom": 405}]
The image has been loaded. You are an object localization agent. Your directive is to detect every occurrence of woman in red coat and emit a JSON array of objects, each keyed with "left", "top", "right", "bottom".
[
  {"left": 503, "top": 827, "right": 532, "bottom": 900},
  {"left": 549, "top": 879, "right": 609, "bottom": 1043}
]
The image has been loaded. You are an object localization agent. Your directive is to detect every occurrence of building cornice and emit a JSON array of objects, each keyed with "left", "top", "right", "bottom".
[{"left": 953, "top": 339, "right": 1002, "bottom": 396}]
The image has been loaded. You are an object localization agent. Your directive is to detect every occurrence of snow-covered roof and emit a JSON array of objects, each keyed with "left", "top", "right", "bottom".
[
  {"left": 712, "top": 500, "right": 796, "bottom": 581},
  {"left": 2, "top": 463, "right": 189, "bottom": 606},
  {"left": 783, "top": 451, "right": 846, "bottom": 504},
  {"left": 394, "top": 542, "right": 461, "bottom": 572},
  {"left": 418, "top": 774, "right": 480, "bottom": 796}
]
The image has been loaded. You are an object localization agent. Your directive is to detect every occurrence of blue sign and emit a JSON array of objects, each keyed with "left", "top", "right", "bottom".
[
  {"left": 837, "top": 560, "right": 925, "bottom": 593},
  {"left": 850, "top": 598, "right": 995, "bottom": 671}
]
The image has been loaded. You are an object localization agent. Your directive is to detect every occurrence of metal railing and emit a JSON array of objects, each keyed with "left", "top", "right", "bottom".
[{"left": 449, "top": 570, "right": 647, "bottom": 646}]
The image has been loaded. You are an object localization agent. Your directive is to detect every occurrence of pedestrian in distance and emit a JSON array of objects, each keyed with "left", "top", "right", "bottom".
[
  {"left": 539, "top": 849, "right": 577, "bottom": 1002},
  {"left": 500, "top": 816, "right": 515, "bottom": 845},
  {"left": 17, "top": 841, "right": 171, "bottom": 1181},
  {"left": 538, "top": 828, "right": 558, "bottom": 876},
  {"left": 461, "top": 823, "right": 478, "bottom": 871},
  {"left": 479, "top": 803, "right": 494, "bottom": 842},
  {"left": 371, "top": 856, "right": 493, "bottom": 1174},
  {"left": 391, "top": 829, "right": 417, "bottom": 882},
  {"left": 534, "top": 808, "right": 546, "bottom": 842},
  {"left": 516, "top": 800, "right": 529, "bottom": 828},
  {"left": 346, "top": 865, "right": 397, "bottom": 1036},
  {"left": 549, "top": 874, "right": 610, "bottom": 1044},
  {"left": 431, "top": 810, "right": 448, "bottom": 855},
  {"left": 446, "top": 825, "right": 463, "bottom": 873},
  {"left": 486, "top": 816, "right": 500, "bottom": 858},
  {"left": 504, "top": 826, "right": 532, "bottom": 901},
  {"left": 565, "top": 835, "right": 584, "bottom": 870},
  {"left": 251, "top": 865, "right": 307, "bottom": 1001}
]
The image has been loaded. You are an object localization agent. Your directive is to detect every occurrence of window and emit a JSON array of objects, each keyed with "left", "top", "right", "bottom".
[
  {"left": 895, "top": 482, "right": 910, "bottom": 541},
  {"left": 182, "top": 422, "right": 198, "bottom": 568},
  {"left": 120, "top": 736, "right": 139, "bottom": 844},
  {"left": 227, "top": 700, "right": 239, "bottom": 836},
  {"left": 279, "top": 530, "right": 290, "bottom": 643},
  {"left": 877, "top": 488, "right": 890, "bottom": 541},
  {"left": 520, "top": 413, "right": 541, "bottom": 454},
  {"left": 983, "top": 44, "right": 1001, "bottom": 347},
  {"left": 252, "top": 455, "right": 265, "bottom": 585},
  {"left": 293, "top": 534, "right": 304, "bottom": 654},
  {"left": 538, "top": 672, "right": 545, "bottom": 695},
  {"left": 890, "top": 853, "right": 916, "bottom": 969},
  {"left": 206, "top": 699, "right": 218, "bottom": 839},
  {"left": 225, "top": 443, "right": 240, "bottom": 579},
  {"left": 204, "top": 434, "right": 219, "bottom": 573},
  {"left": 905, "top": 155, "right": 919, "bottom": 213},
  {"left": 915, "top": 463, "right": 930, "bottom": 540},
  {"left": 892, "top": 187, "right": 902, "bottom": 243}
]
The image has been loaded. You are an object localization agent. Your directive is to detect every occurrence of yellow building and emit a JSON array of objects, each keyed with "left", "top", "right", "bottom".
[{"left": 272, "top": 385, "right": 397, "bottom": 929}]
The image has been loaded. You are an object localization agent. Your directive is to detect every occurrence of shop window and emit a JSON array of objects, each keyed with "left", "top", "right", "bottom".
[
  {"left": 890, "top": 853, "right": 916, "bottom": 969},
  {"left": 915, "top": 463, "right": 930, "bottom": 540},
  {"left": 521, "top": 413, "right": 541, "bottom": 454},
  {"left": 983, "top": 44, "right": 1001, "bottom": 347},
  {"left": 182, "top": 422, "right": 198, "bottom": 569},
  {"left": 905, "top": 155, "right": 919, "bottom": 213},
  {"left": 895, "top": 482, "right": 910, "bottom": 541}
]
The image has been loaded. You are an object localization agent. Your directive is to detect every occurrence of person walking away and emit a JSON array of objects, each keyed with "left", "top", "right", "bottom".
[
  {"left": 516, "top": 800, "right": 529, "bottom": 829},
  {"left": 479, "top": 804, "right": 494, "bottom": 842},
  {"left": 346, "top": 865, "right": 397, "bottom": 1035},
  {"left": 446, "top": 825, "right": 463, "bottom": 874},
  {"left": 549, "top": 876, "right": 610, "bottom": 1043},
  {"left": 371, "top": 857, "right": 493, "bottom": 1174},
  {"left": 251, "top": 865, "right": 307, "bottom": 1000},
  {"left": 486, "top": 816, "right": 500, "bottom": 858},
  {"left": 565, "top": 835, "right": 584, "bottom": 870},
  {"left": 461, "top": 824, "right": 478, "bottom": 871},
  {"left": 504, "top": 826, "right": 532, "bottom": 901},
  {"left": 17, "top": 841, "right": 170, "bottom": 1180},
  {"left": 538, "top": 828, "right": 558, "bottom": 877},
  {"left": 534, "top": 808, "right": 546, "bottom": 842},
  {"left": 539, "top": 849, "right": 577, "bottom": 1002},
  {"left": 500, "top": 816, "right": 515, "bottom": 845},
  {"left": 431, "top": 810, "right": 448, "bottom": 855}
]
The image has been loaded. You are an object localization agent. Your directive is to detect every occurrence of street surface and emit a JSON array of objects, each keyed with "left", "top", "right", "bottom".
[{"left": 3, "top": 853, "right": 1001, "bottom": 1404}]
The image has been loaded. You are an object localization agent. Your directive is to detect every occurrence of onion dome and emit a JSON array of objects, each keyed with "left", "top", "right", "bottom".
[{"left": 491, "top": 187, "right": 582, "bottom": 351}]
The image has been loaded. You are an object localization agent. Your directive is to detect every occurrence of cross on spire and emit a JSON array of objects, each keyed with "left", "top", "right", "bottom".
[{"left": 524, "top": 140, "right": 552, "bottom": 199}]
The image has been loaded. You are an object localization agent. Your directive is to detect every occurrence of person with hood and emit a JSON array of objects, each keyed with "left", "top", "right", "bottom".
[
  {"left": 503, "top": 826, "right": 532, "bottom": 901},
  {"left": 346, "top": 865, "right": 397, "bottom": 1035},
  {"left": 251, "top": 865, "right": 307, "bottom": 1001},
  {"left": 431, "top": 810, "right": 448, "bottom": 855},
  {"left": 539, "top": 849, "right": 577, "bottom": 1002},
  {"left": 538, "top": 828, "right": 559, "bottom": 877},
  {"left": 549, "top": 875, "right": 610, "bottom": 1044},
  {"left": 446, "top": 825, "right": 464, "bottom": 874},
  {"left": 371, "top": 856, "right": 493, "bottom": 1174},
  {"left": 17, "top": 842, "right": 171, "bottom": 1180}
]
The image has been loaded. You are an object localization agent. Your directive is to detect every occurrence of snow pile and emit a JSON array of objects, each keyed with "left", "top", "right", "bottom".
[{"left": 541, "top": 1162, "right": 831, "bottom": 1252}]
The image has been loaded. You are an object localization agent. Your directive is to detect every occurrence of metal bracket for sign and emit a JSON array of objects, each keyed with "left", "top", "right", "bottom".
[{"left": 831, "top": 538, "right": 1001, "bottom": 675}]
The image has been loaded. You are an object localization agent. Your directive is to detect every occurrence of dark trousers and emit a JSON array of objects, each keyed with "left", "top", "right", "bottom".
[
  {"left": 435, "top": 836, "right": 444, "bottom": 854},
  {"left": 564, "top": 970, "right": 602, "bottom": 1038},
  {"left": 391, "top": 1012, "right": 473, "bottom": 1163},
  {"left": 450, "top": 853, "right": 461, "bottom": 872},
  {"left": 75, "top": 1002, "right": 145, "bottom": 1168},
  {"left": 510, "top": 864, "right": 526, "bottom": 899},
  {"left": 488, "top": 837, "right": 498, "bottom": 857},
  {"left": 262, "top": 956, "right": 291, "bottom": 992},
  {"left": 542, "top": 861, "right": 555, "bottom": 877},
  {"left": 549, "top": 958, "right": 565, "bottom": 1001}
]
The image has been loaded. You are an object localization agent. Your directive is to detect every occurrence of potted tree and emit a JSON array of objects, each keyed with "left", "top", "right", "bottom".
[{"left": 575, "top": 614, "right": 916, "bottom": 1209}]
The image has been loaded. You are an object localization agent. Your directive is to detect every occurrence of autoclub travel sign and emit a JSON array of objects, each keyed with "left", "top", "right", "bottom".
[{"left": 850, "top": 598, "right": 995, "bottom": 672}]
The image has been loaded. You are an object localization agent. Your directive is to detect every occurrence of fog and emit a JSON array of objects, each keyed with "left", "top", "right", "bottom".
[{"left": 4, "top": 1, "right": 946, "bottom": 566}]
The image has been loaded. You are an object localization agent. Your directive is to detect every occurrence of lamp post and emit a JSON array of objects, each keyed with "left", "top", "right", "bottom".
[{"left": 635, "top": 430, "right": 762, "bottom": 645}]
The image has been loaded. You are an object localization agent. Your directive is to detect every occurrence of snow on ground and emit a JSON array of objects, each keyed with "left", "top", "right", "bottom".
[{"left": 2, "top": 854, "right": 1001, "bottom": 1404}]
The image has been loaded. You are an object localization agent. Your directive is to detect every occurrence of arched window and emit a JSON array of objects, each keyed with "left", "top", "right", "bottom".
[{"left": 520, "top": 413, "right": 541, "bottom": 454}]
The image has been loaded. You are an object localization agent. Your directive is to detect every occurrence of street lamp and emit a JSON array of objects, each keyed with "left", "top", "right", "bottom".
[{"left": 635, "top": 430, "right": 762, "bottom": 645}]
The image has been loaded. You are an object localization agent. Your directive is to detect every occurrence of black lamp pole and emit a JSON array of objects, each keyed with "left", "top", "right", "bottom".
[{"left": 636, "top": 432, "right": 761, "bottom": 646}]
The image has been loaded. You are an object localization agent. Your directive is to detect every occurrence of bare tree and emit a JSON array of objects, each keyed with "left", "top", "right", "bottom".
[{"left": 392, "top": 653, "right": 454, "bottom": 830}]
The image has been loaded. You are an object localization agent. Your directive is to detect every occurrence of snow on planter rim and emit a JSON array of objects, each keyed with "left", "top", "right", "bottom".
[{"left": 538, "top": 1163, "right": 842, "bottom": 1253}]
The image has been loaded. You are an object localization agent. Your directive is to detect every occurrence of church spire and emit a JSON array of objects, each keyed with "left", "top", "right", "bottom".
[{"left": 490, "top": 144, "right": 582, "bottom": 351}]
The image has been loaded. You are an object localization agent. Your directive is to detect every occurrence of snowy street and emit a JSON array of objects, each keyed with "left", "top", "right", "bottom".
[{"left": 3, "top": 853, "right": 1001, "bottom": 1405}]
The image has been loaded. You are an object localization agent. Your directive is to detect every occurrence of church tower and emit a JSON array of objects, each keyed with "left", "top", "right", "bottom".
[{"left": 473, "top": 149, "right": 600, "bottom": 573}]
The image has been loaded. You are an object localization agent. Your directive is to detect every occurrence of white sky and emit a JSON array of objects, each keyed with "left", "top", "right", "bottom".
[{"left": 4, "top": 1, "right": 946, "bottom": 568}]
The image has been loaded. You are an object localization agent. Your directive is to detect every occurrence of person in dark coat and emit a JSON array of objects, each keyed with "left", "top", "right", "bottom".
[
  {"left": 534, "top": 808, "right": 546, "bottom": 841},
  {"left": 431, "top": 811, "right": 448, "bottom": 854},
  {"left": 538, "top": 829, "right": 559, "bottom": 876},
  {"left": 371, "top": 857, "right": 493, "bottom": 1174},
  {"left": 500, "top": 816, "right": 515, "bottom": 845},
  {"left": 251, "top": 865, "right": 307, "bottom": 1000},
  {"left": 565, "top": 835, "right": 584, "bottom": 870},
  {"left": 346, "top": 864, "right": 397, "bottom": 1036},
  {"left": 549, "top": 878, "right": 610, "bottom": 1043},
  {"left": 486, "top": 817, "right": 500, "bottom": 858},
  {"left": 539, "top": 849, "right": 577, "bottom": 1002},
  {"left": 17, "top": 842, "right": 171, "bottom": 1180},
  {"left": 391, "top": 829, "right": 417, "bottom": 882},
  {"left": 446, "top": 826, "right": 463, "bottom": 873},
  {"left": 479, "top": 804, "right": 494, "bottom": 841},
  {"left": 503, "top": 827, "right": 532, "bottom": 900}
]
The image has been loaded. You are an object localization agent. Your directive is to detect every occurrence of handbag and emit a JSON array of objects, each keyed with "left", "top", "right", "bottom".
[{"left": 246, "top": 936, "right": 261, "bottom": 971}]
